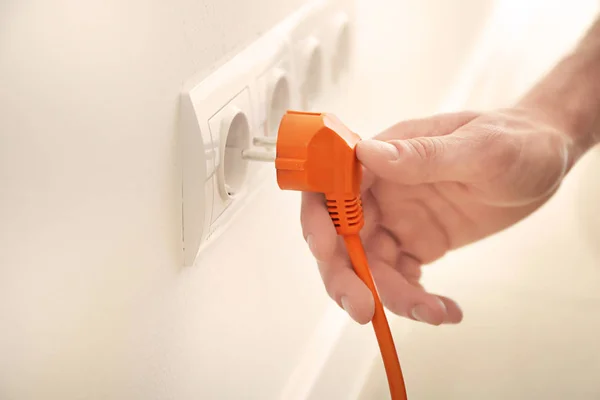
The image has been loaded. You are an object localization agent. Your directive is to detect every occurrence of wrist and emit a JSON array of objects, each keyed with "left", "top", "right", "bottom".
[
  {"left": 517, "top": 74, "right": 600, "bottom": 163},
  {"left": 515, "top": 98, "right": 596, "bottom": 165}
]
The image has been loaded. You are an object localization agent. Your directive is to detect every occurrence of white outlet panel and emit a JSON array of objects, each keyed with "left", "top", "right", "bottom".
[{"left": 180, "top": 0, "right": 356, "bottom": 267}]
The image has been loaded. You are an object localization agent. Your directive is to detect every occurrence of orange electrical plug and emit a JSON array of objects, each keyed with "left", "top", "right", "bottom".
[{"left": 275, "top": 111, "right": 408, "bottom": 400}]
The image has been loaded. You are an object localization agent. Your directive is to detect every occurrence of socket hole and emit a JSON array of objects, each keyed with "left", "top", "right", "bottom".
[
  {"left": 303, "top": 45, "right": 323, "bottom": 109},
  {"left": 223, "top": 112, "right": 251, "bottom": 197},
  {"left": 267, "top": 75, "right": 291, "bottom": 137},
  {"left": 332, "top": 23, "right": 351, "bottom": 83}
]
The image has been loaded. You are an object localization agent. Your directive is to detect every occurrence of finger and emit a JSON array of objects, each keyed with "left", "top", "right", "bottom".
[
  {"left": 374, "top": 111, "right": 479, "bottom": 141},
  {"left": 357, "top": 112, "right": 482, "bottom": 185},
  {"left": 359, "top": 189, "right": 380, "bottom": 241},
  {"left": 436, "top": 295, "right": 463, "bottom": 324},
  {"left": 393, "top": 255, "right": 463, "bottom": 324},
  {"left": 359, "top": 112, "right": 478, "bottom": 188},
  {"left": 372, "top": 258, "right": 448, "bottom": 325},
  {"left": 302, "top": 192, "right": 375, "bottom": 324},
  {"left": 361, "top": 165, "right": 377, "bottom": 192},
  {"left": 379, "top": 200, "right": 450, "bottom": 264},
  {"left": 365, "top": 231, "right": 448, "bottom": 325},
  {"left": 301, "top": 192, "right": 337, "bottom": 262},
  {"left": 357, "top": 133, "right": 481, "bottom": 185},
  {"left": 318, "top": 252, "right": 375, "bottom": 325},
  {"left": 301, "top": 189, "right": 379, "bottom": 258},
  {"left": 394, "top": 252, "right": 421, "bottom": 285}
]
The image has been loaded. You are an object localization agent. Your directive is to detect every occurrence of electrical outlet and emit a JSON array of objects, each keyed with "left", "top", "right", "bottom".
[
  {"left": 252, "top": 40, "right": 297, "bottom": 138},
  {"left": 181, "top": 0, "right": 356, "bottom": 266},
  {"left": 208, "top": 88, "right": 253, "bottom": 223},
  {"left": 324, "top": 2, "right": 355, "bottom": 93},
  {"left": 288, "top": 3, "right": 326, "bottom": 110},
  {"left": 288, "top": 0, "right": 356, "bottom": 111}
]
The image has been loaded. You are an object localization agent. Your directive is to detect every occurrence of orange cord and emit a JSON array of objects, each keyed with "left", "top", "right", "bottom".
[
  {"left": 343, "top": 234, "right": 407, "bottom": 400},
  {"left": 274, "top": 111, "right": 408, "bottom": 400}
]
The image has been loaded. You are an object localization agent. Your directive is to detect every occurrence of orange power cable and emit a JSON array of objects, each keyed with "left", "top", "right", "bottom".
[
  {"left": 343, "top": 234, "right": 406, "bottom": 399},
  {"left": 273, "top": 111, "right": 408, "bottom": 400}
]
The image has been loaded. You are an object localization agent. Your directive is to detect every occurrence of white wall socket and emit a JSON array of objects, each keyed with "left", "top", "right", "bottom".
[{"left": 180, "top": 0, "right": 356, "bottom": 267}]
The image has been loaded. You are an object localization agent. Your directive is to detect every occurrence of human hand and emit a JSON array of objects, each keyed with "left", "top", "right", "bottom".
[{"left": 301, "top": 108, "right": 575, "bottom": 325}]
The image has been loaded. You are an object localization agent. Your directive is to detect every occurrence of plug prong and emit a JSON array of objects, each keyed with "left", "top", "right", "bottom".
[
  {"left": 242, "top": 149, "right": 276, "bottom": 162},
  {"left": 253, "top": 136, "right": 277, "bottom": 148}
]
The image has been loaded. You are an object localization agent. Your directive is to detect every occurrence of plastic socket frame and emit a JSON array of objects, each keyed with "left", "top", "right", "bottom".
[{"left": 180, "top": 0, "right": 356, "bottom": 267}]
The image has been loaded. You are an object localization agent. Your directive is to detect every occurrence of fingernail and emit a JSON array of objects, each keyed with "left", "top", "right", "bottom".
[
  {"left": 411, "top": 304, "right": 440, "bottom": 325},
  {"left": 341, "top": 297, "right": 354, "bottom": 318},
  {"left": 445, "top": 302, "right": 463, "bottom": 324}
]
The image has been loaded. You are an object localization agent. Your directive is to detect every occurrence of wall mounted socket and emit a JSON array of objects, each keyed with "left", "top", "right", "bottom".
[
  {"left": 180, "top": 0, "right": 356, "bottom": 267},
  {"left": 253, "top": 41, "right": 297, "bottom": 138},
  {"left": 289, "top": 0, "right": 356, "bottom": 111}
]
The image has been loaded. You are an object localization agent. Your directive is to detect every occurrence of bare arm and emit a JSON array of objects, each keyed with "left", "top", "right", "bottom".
[{"left": 520, "top": 16, "right": 600, "bottom": 160}]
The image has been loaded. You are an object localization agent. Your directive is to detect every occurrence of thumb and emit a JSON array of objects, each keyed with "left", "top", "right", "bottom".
[{"left": 356, "top": 135, "right": 481, "bottom": 184}]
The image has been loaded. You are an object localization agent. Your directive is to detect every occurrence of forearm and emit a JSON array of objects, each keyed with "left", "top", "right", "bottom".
[{"left": 519, "top": 16, "right": 600, "bottom": 157}]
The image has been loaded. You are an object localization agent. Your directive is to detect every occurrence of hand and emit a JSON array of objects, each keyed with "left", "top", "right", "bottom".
[{"left": 301, "top": 108, "right": 575, "bottom": 325}]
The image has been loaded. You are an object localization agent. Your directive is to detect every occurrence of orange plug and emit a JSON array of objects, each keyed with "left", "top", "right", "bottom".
[
  {"left": 276, "top": 111, "right": 364, "bottom": 235},
  {"left": 274, "top": 111, "right": 408, "bottom": 400}
]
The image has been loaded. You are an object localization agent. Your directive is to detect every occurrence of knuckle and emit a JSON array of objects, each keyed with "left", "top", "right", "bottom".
[
  {"left": 403, "top": 137, "right": 444, "bottom": 161},
  {"left": 484, "top": 131, "right": 521, "bottom": 170},
  {"left": 480, "top": 128, "right": 570, "bottom": 204},
  {"left": 466, "top": 127, "right": 521, "bottom": 183}
]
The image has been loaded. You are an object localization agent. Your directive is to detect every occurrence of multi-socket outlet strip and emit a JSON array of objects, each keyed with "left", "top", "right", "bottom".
[{"left": 180, "top": 0, "right": 356, "bottom": 267}]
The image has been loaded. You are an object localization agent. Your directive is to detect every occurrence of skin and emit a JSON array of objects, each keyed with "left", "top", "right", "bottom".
[{"left": 301, "top": 16, "right": 600, "bottom": 325}]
